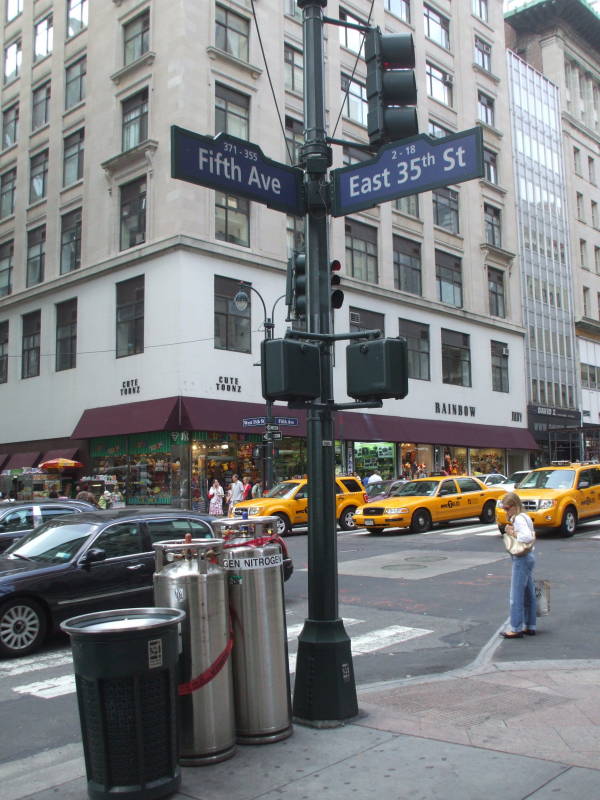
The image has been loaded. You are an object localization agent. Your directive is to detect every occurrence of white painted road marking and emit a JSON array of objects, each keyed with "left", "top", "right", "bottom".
[
  {"left": 287, "top": 618, "right": 362, "bottom": 639},
  {"left": 0, "top": 651, "right": 72, "bottom": 677},
  {"left": 13, "top": 674, "right": 76, "bottom": 699}
]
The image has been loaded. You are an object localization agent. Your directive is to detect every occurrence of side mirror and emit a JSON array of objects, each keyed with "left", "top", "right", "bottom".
[{"left": 81, "top": 547, "right": 106, "bottom": 565}]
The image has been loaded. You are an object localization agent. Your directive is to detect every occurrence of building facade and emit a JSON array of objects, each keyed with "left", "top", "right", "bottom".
[{"left": 0, "top": 0, "right": 536, "bottom": 506}]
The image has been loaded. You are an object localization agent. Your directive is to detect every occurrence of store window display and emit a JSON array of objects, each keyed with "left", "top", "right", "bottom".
[
  {"left": 353, "top": 442, "right": 396, "bottom": 480},
  {"left": 470, "top": 447, "right": 504, "bottom": 475}
]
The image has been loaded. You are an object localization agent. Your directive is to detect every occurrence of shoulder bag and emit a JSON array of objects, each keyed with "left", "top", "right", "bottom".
[{"left": 503, "top": 514, "right": 535, "bottom": 556}]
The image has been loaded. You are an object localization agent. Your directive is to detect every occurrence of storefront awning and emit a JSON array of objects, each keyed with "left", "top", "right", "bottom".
[
  {"left": 4, "top": 452, "right": 41, "bottom": 470},
  {"left": 40, "top": 447, "right": 79, "bottom": 462},
  {"left": 0, "top": 454, "right": 8, "bottom": 469},
  {"left": 72, "top": 397, "right": 184, "bottom": 439}
]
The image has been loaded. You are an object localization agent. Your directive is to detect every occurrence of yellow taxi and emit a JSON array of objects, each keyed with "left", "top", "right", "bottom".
[
  {"left": 353, "top": 475, "right": 506, "bottom": 534},
  {"left": 232, "top": 476, "right": 367, "bottom": 536},
  {"left": 495, "top": 463, "right": 600, "bottom": 537}
]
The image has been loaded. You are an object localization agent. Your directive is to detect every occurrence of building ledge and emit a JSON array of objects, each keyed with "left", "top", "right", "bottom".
[
  {"left": 576, "top": 317, "right": 600, "bottom": 338},
  {"left": 101, "top": 140, "right": 159, "bottom": 179},
  {"left": 206, "top": 46, "right": 263, "bottom": 80},
  {"left": 480, "top": 242, "right": 515, "bottom": 266},
  {"left": 111, "top": 52, "right": 156, "bottom": 85}
]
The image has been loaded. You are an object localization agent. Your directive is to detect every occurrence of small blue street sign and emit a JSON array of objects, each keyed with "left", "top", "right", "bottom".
[
  {"left": 331, "top": 127, "right": 483, "bottom": 217},
  {"left": 242, "top": 417, "right": 266, "bottom": 427},
  {"left": 242, "top": 416, "right": 299, "bottom": 428},
  {"left": 171, "top": 126, "right": 304, "bottom": 216},
  {"left": 274, "top": 416, "right": 299, "bottom": 426}
]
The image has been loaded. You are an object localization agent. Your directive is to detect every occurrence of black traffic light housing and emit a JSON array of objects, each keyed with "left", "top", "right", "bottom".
[
  {"left": 261, "top": 338, "right": 321, "bottom": 402},
  {"left": 285, "top": 251, "right": 307, "bottom": 321},
  {"left": 330, "top": 259, "right": 344, "bottom": 310},
  {"left": 346, "top": 337, "right": 408, "bottom": 401},
  {"left": 365, "top": 28, "right": 418, "bottom": 151}
]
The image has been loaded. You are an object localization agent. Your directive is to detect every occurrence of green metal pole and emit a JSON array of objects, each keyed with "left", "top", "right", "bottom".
[{"left": 292, "top": 0, "right": 358, "bottom": 725}]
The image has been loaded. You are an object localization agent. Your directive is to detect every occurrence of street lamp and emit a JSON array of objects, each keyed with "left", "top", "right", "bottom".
[{"left": 233, "top": 283, "right": 285, "bottom": 491}]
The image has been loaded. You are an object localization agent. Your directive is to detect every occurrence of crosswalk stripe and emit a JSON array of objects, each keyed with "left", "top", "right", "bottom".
[
  {"left": 13, "top": 674, "right": 76, "bottom": 699},
  {"left": 0, "top": 652, "right": 72, "bottom": 678},
  {"left": 286, "top": 618, "right": 362, "bottom": 639}
]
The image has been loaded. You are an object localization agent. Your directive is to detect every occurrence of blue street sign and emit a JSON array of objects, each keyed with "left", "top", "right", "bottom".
[
  {"left": 275, "top": 416, "right": 299, "bottom": 426},
  {"left": 331, "top": 127, "right": 483, "bottom": 217},
  {"left": 242, "top": 417, "right": 266, "bottom": 427},
  {"left": 171, "top": 126, "right": 304, "bottom": 216}
]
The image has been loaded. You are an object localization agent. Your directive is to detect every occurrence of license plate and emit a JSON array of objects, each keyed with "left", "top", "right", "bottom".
[{"left": 364, "top": 519, "right": 374, "bottom": 526}]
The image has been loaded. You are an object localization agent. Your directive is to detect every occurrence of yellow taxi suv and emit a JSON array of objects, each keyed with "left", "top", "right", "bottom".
[
  {"left": 353, "top": 476, "right": 505, "bottom": 534},
  {"left": 495, "top": 463, "right": 600, "bottom": 537},
  {"left": 232, "top": 476, "right": 367, "bottom": 536}
]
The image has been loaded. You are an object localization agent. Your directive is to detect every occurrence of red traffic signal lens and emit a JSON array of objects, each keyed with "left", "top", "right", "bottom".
[{"left": 330, "top": 259, "right": 342, "bottom": 272}]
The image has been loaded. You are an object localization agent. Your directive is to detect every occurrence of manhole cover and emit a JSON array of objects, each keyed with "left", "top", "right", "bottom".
[
  {"left": 382, "top": 563, "right": 427, "bottom": 570},
  {"left": 404, "top": 555, "right": 448, "bottom": 563}
]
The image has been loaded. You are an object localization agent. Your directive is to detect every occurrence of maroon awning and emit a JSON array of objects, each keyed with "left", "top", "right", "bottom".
[
  {"left": 4, "top": 452, "right": 41, "bottom": 469},
  {"left": 0, "top": 453, "right": 8, "bottom": 469},
  {"left": 71, "top": 397, "right": 183, "bottom": 439},
  {"left": 40, "top": 447, "right": 79, "bottom": 462},
  {"left": 181, "top": 396, "right": 308, "bottom": 435}
]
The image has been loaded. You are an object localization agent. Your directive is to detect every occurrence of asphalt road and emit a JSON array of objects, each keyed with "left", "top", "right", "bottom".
[{"left": 1, "top": 516, "right": 598, "bottom": 770}]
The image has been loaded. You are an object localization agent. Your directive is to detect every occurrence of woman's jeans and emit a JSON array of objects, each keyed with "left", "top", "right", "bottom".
[{"left": 509, "top": 551, "right": 536, "bottom": 632}]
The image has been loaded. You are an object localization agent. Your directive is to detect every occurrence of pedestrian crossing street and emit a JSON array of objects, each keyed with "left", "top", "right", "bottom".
[{"left": 1, "top": 615, "right": 433, "bottom": 702}]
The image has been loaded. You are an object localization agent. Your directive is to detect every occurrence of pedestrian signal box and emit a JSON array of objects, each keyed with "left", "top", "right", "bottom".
[
  {"left": 261, "top": 338, "right": 321, "bottom": 402},
  {"left": 346, "top": 337, "right": 408, "bottom": 401}
]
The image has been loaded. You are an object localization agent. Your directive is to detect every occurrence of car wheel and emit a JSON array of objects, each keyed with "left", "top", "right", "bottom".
[
  {"left": 339, "top": 506, "right": 357, "bottom": 531},
  {"left": 274, "top": 513, "right": 292, "bottom": 537},
  {"left": 0, "top": 598, "right": 47, "bottom": 658},
  {"left": 411, "top": 509, "right": 432, "bottom": 533},
  {"left": 479, "top": 500, "right": 496, "bottom": 524},
  {"left": 560, "top": 507, "right": 577, "bottom": 538}
]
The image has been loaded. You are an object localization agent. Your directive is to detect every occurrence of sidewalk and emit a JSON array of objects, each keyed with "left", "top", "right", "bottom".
[{"left": 11, "top": 658, "right": 600, "bottom": 800}]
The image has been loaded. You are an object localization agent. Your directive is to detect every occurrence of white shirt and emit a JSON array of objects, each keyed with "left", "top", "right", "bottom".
[
  {"left": 367, "top": 473, "right": 382, "bottom": 484},
  {"left": 512, "top": 512, "right": 535, "bottom": 544},
  {"left": 231, "top": 480, "right": 244, "bottom": 502}
]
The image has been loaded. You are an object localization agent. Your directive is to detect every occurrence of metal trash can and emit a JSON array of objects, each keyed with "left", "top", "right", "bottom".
[
  {"left": 153, "top": 537, "right": 236, "bottom": 765},
  {"left": 61, "top": 607, "right": 185, "bottom": 800},
  {"left": 212, "top": 516, "right": 293, "bottom": 744}
]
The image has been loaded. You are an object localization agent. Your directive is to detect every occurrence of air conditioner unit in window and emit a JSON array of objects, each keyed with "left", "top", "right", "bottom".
[
  {"left": 502, "top": 347, "right": 509, "bottom": 356},
  {"left": 350, "top": 312, "right": 361, "bottom": 324}
]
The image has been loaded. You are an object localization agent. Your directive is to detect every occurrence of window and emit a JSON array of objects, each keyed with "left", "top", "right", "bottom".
[
  {"left": 0, "top": 168, "right": 16, "bottom": 218},
  {"left": 580, "top": 239, "right": 588, "bottom": 269},
  {"left": 339, "top": 9, "right": 364, "bottom": 53},
  {"left": 29, "top": 150, "right": 49, "bottom": 203},
  {"left": 478, "top": 92, "right": 495, "bottom": 126},
  {"left": 399, "top": 319, "right": 429, "bottom": 380},
  {"left": 393, "top": 235, "right": 421, "bottom": 295},
  {"left": 596, "top": 246, "right": 600, "bottom": 274},
  {"left": 433, "top": 187, "right": 459, "bottom": 232},
  {"left": 428, "top": 120, "right": 452, "bottom": 139},
  {"left": 67, "top": 0, "right": 88, "bottom": 38},
  {"left": 395, "top": 194, "right": 419, "bottom": 216},
  {"left": 285, "top": 0, "right": 302, "bottom": 18},
  {"left": 285, "top": 116, "right": 303, "bottom": 166},
  {"left": 472, "top": 0, "right": 488, "bottom": 22},
  {"left": 94, "top": 523, "right": 143, "bottom": 559},
  {"left": 216, "top": 4, "right": 249, "bottom": 62},
  {"left": 488, "top": 267, "right": 505, "bottom": 318},
  {"left": 63, "top": 129, "right": 85, "bottom": 186},
  {"left": 589, "top": 156, "right": 596, "bottom": 185},
  {"left": 592, "top": 200, "right": 599, "bottom": 229},
  {"left": 349, "top": 307, "right": 384, "bottom": 337},
  {"left": 6, "top": 0, "right": 23, "bottom": 22},
  {"left": 124, "top": 10, "right": 149, "bottom": 65},
  {"left": 215, "top": 84, "right": 249, "bottom": 139},
  {"left": 32, "top": 82, "right": 51, "bottom": 130},
  {"left": 385, "top": 0, "right": 410, "bottom": 22},
  {"left": 34, "top": 14, "right": 53, "bottom": 61},
  {"left": 2, "top": 103, "right": 18, "bottom": 149},
  {"left": 426, "top": 62, "right": 452, "bottom": 106},
  {"left": 22, "top": 311, "right": 41, "bottom": 379},
  {"left": 4, "top": 39, "right": 21, "bottom": 83},
  {"left": 474, "top": 37, "right": 491, "bottom": 71},
  {"left": 60, "top": 209, "right": 82, "bottom": 274},
  {"left": 284, "top": 45, "right": 303, "bottom": 93},
  {"left": 214, "top": 275, "right": 250, "bottom": 353},
  {"left": 436, "top": 250, "right": 462, "bottom": 307},
  {"left": 55, "top": 298, "right": 77, "bottom": 371},
  {"left": 286, "top": 215, "right": 305, "bottom": 254},
  {"left": 483, "top": 148, "right": 498, "bottom": 184},
  {"left": 65, "top": 57, "right": 86, "bottom": 109},
  {"left": 343, "top": 145, "right": 370, "bottom": 166},
  {"left": 215, "top": 192, "right": 249, "bottom": 246},
  {"left": 576, "top": 192, "right": 585, "bottom": 220},
  {"left": 345, "top": 220, "right": 377, "bottom": 283},
  {"left": 116, "top": 275, "right": 144, "bottom": 358},
  {"left": 0, "top": 321, "right": 7, "bottom": 383},
  {"left": 573, "top": 147, "right": 581, "bottom": 174},
  {"left": 491, "top": 341, "right": 509, "bottom": 392},
  {"left": 484, "top": 204, "right": 501, "bottom": 247},
  {"left": 0, "top": 241, "right": 13, "bottom": 297},
  {"left": 120, "top": 177, "right": 146, "bottom": 250},
  {"left": 583, "top": 286, "right": 590, "bottom": 317},
  {"left": 122, "top": 89, "right": 148, "bottom": 151},
  {"left": 26, "top": 226, "right": 45, "bottom": 286},
  {"left": 424, "top": 6, "right": 449, "bottom": 49},
  {"left": 342, "top": 74, "right": 367, "bottom": 126},
  {"left": 442, "top": 329, "right": 471, "bottom": 387}
]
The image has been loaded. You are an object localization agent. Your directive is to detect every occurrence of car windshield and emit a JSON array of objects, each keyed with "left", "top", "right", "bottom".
[
  {"left": 485, "top": 475, "right": 506, "bottom": 485},
  {"left": 518, "top": 469, "right": 575, "bottom": 490},
  {"left": 266, "top": 481, "right": 301, "bottom": 499},
  {"left": 392, "top": 480, "right": 438, "bottom": 497},
  {"left": 508, "top": 471, "right": 529, "bottom": 484},
  {"left": 4, "top": 520, "right": 99, "bottom": 563},
  {"left": 366, "top": 481, "right": 389, "bottom": 498}
]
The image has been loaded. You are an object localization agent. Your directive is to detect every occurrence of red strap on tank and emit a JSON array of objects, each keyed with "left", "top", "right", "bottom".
[
  {"left": 177, "top": 626, "right": 234, "bottom": 696},
  {"left": 222, "top": 534, "right": 288, "bottom": 558}
]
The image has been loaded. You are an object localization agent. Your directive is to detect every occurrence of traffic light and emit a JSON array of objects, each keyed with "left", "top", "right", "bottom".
[
  {"left": 285, "top": 250, "right": 307, "bottom": 320},
  {"left": 330, "top": 259, "right": 344, "bottom": 310},
  {"left": 365, "top": 28, "right": 418, "bottom": 150}
]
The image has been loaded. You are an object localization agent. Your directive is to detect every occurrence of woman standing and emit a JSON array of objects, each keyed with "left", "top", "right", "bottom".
[
  {"left": 208, "top": 479, "right": 225, "bottom": 516},
  {"left": 500, "top": 491, "right": 536, "bottom": 639}
]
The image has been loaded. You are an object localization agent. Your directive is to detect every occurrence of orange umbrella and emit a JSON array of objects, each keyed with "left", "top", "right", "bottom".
[{"left": 39, "top": 458, "right": 83, "bottom": 470}]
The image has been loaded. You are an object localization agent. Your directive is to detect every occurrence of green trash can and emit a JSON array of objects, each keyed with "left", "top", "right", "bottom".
[{"left": 61, "top": 607, "right": 185, "bottom": 800}]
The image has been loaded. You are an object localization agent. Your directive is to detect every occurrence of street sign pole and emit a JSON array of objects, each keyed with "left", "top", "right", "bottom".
[{"left": 292, "top": 0, "right": 358, "bottom": 725}]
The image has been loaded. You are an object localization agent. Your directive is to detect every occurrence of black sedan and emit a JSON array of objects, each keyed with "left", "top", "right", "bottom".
[
  {"left": 0, "top": 499, "right": 96, "bottom": 552},
  {"left": 0, "top": 508, "right": 293, "bottom": 658}
]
